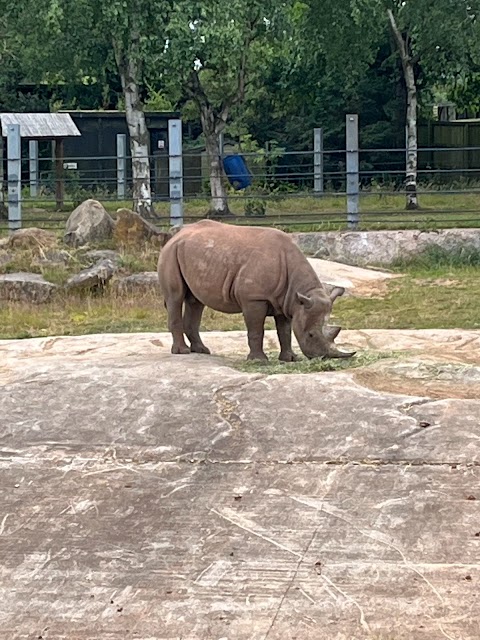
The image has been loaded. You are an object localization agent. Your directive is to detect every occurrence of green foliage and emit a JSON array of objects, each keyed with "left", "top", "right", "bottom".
[
  {"left": 244, "top": 198, "right": 267, "bottom": 217},
  {"left": 233, "top": 350, "right": 398, "bottom": 375},
  {"left": 392, "top": 245, "right": 480, "bottom": 271}
]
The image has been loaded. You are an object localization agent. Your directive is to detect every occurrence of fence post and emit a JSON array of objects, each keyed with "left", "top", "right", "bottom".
[
  {"left": 168, "top": 119, "right": 183, "bottom": 227},
  {"left": 29, "top": 140, "right": 39, "bottom": 198},
  {"left": 313, "top": 127, "right": 324, "bottom": 194},
  {"left": 7, "top": 124, "right": 21, "bottom": 232},
  {"left": 346, "top": 114, "right": 359, "bottom": 229},
  {"left": 117, "top": 133, "right": 127, "bottom": 201}
]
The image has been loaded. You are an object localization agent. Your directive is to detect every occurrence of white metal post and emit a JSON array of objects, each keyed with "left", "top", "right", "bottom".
[
  {"left": 29, "top": 140, "right": 39, "bottom": 198},
  {"left": 168, "top": 119, "right": 183, "bottom": 226},
  {"left": 7, "top": 124, "right": 21, "bottom": 231},
  {"left": 117, "top": 133, "right": 127, "bottom": 200},
  {"left": 314, "top": 127, "right": 324, "bottom": 194},
  {"left": 346, "top": 114, "right": 359, "bottom": 229}
]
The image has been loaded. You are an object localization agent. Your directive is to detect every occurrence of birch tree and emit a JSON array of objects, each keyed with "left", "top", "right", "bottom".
[
  {"left": 6, "top": 0, "right": 172, "bottom": 217},
  {"left": 162, "top": 0, "right": 287, "bottom": 218},
  {"left": 383, "top": 1, "right": 475, "bottom": 209},
  {"left": 300, "top": 0, "right": 475, "bottom": 209}
]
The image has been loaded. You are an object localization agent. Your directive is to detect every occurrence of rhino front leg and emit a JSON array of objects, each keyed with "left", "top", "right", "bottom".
[
  {"left": 242, "top": 301, "right": 269, "bottom": 361},
  {"left": 184, "top": 297, "right": 211, "bottom": 354},
  {"left": 275, "top": 314, "right": 300, "bottom": 362}
]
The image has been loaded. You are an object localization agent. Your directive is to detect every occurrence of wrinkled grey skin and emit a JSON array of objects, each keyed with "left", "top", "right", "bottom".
[{"left": 158, "top": 220, "right": 355, "bottom": 361}]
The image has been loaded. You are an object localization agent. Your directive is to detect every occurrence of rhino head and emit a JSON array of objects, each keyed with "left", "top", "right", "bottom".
[{"left": 291, "top": 286, "right": 356, "bottom": 359}]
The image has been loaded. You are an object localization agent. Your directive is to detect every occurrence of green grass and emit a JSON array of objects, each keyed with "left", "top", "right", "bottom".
[
  {"left": 2, "top": 190, "right": 480, "bottom": 234},
  {"left": 337, "top": 264, "right": 480, "bottom": 331},
  {"left": 1, "top": 260, "right": 479, "bottom": 340},
  {"left": 232, "top": 350, "right": 400, "bottom": 375}
]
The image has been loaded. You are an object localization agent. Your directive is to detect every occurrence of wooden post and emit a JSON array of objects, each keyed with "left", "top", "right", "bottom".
[{"left": 55, "top": 138, "right": 65, "bottom": 210}]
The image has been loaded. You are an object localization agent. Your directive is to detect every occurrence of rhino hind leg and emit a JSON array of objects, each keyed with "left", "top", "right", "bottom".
[
  {"left": 166, "top": 295, "right": 190, "bottom": 355},
  {"left": 184, "top": 296, "right": 211, "bottom": 355},
  {"left": 275, "top": 314, "right": 300, "bottom": 362}
]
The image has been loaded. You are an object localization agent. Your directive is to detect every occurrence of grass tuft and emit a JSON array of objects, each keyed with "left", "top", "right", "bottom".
[{"left": 232, "top": 350, "right": 400, "bottom": 375}]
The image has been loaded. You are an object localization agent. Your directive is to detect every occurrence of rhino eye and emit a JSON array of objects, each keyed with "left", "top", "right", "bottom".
[{"left": 308, "top": 332, "right": 314, "bottom": 338}]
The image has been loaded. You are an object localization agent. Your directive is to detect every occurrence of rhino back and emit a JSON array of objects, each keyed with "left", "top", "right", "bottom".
[{"left": 161, "top": 221, "right": 319, "bottom": 313}]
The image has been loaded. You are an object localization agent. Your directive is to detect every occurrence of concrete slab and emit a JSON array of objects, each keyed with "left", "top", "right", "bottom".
[
  {"left": 307, "top": 257, "right": 402, "bottom": 297},
  {"left": 1, "top": 330, "right": 480, "bottom": 639}
]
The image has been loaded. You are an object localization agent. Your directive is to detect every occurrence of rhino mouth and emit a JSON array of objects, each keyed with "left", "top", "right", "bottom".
[{"left": 304, "top": 325, "right": 356, "bottom": 360}]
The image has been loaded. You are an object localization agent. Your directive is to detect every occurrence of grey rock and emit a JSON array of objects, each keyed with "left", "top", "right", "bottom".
[
  {"left": 83, "top": 249, "right": 122, "bottom": 264},
  {"left": 0, "top": 250, "right": 14, "bottom": 266},
  {"left": 293, "top": 228, "right": 480, "bottom": 266},
  {"left": 0, "top": 330, "right": 479, "bottom": 640},
  {"left": 64, "top": 199, "right": 115, "bottom": 247},
  {"left": 7, "top": 227, "right": 58, "bottom": 250},
  {"left": 110, "top": 271, "right": 159, "bottom": 296},
  {"left": 114, "top": 208, "right": 171, "bottom": 248},
  {"left": 31, "top": 249, "right": 72, "bottom": 267},
  {"left": 0, "top": 272, "right": 58, "bottom": 303},
  {"left": 65, "top": 259, "right": 117, "bottom": 291}
]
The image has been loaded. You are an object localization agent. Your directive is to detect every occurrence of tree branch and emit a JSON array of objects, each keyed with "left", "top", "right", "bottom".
[{"left": 387, "top": 8, "right": 409, "bottom": 67}]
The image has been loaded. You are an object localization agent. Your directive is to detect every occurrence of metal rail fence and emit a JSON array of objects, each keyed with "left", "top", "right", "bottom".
[{"left": 2, "top": 114, "right": 480, "bottom": 233}]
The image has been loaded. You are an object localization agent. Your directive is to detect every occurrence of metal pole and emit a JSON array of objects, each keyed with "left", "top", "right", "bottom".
[
  {"left": 29, "top": 140, "right": 39, "bottom": 198},
  {"left": 116, "top": 133, "right": 127, "bottom": 200},
  {"left": 7, "top": 124, "right": 21, "bottom": 232},
  {"left": 314, "top": 127, "right": 324, "bottom": 194},
  {"left": 168, "top": 119, "right": 183, "bottom": 227},
  {"left": 54, "top": 138, "right": 65, "bottom": 210},
  {"left": 346, "top": 114, "right": 359, "bottom": 229}
]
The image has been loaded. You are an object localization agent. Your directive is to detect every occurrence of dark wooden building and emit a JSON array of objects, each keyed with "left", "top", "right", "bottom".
[{"left": 61, "top": 110, "right": 202, "bottom": 198}]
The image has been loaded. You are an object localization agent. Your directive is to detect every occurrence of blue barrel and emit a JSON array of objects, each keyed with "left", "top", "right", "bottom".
[{"left": 223, "top": 154, "right": 252, "bottom": 190}]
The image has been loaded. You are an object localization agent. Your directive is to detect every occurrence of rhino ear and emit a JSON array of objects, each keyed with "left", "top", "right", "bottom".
[
  {"left": 296, "top": 292, "right": 314, "bottom": 308},
  {"left": 329, "top": 286, "right": 345, "bottom": 302}
]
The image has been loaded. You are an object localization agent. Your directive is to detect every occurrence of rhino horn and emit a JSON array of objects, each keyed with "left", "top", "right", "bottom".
[
  {"left": 323, "top": 324, "right": 342, "bottom": 341},
  {"left": 296, "top": 292, "right": 314, "bottom": 308},
  {"left": 329, "top": 286, "right": 345, "bottom": 302},
  {"left": 326, "top": 344, "right": 356, "bottom": 359}
]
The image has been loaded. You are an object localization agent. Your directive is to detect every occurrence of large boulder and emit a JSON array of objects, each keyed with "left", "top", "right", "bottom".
[
  {"left": 64, "top": 199, "right": 115, "bottom": 248},
  {"left": 0, "top": 250, "right": 14, "bottom": 267},
  {"left": 110, "top": 272, "right": 160, "bottom": 297},
  {"left": 8, "top": 227, "right": 57, "bottom": 250},
  {"left": 65, "top": 259, "right": 117, "bottom": 291},
  {"left": 114, "top": 208, "right": 170, "bottom": 248},
  {"left": 0, "top": 272, "right": 58, "bottom": 303},
  {"left": 293, "top": 228, "right": 480, "bottom": 267}
]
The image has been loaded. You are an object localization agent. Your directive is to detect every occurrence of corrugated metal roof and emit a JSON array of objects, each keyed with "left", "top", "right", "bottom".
[{"left": 0, "top": 113, "right": 81, "bottom": 138}]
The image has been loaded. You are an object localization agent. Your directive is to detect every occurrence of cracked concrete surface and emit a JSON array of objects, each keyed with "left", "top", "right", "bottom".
[{"left": 1, "top": 330, "right": 480, "bottom": 639}]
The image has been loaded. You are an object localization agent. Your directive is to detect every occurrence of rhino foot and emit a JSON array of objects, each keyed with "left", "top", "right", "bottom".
[
  {"left": 190, "top": 343, "right": 211, "bottom": 355},
  {"left": 247, "top": 352, "right": 268, "bottom": 362},
  {"left": 171, "top": 345, "right": 191, "bottom": 355},
  {"left": 279, "top": 351, "right": 300, "bottom": 363}
]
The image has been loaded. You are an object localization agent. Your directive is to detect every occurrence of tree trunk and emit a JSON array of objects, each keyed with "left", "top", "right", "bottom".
[
  {"left": 388, "top": 9, "right": 419, "bottom": 210},
  {"left": 198, "top": 103, "right": 232, "bottom": 218},
  {"left": 114, "top": 43, "right": 153, "bottom": 218},
  {"left": 204, "top": 130, "right": 232, "bottom": 218}
]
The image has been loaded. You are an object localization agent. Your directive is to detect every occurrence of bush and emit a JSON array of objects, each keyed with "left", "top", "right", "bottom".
[{"left": 244, "top": 199, "right": 267, "bottom": 217}]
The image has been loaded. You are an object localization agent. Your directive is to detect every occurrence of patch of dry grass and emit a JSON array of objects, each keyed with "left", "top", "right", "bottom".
[{"left": 1, "top": 263, "right": 479, "bottom": 340}]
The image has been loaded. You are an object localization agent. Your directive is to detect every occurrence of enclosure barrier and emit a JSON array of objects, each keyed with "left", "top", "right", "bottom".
[{"left": 3, "top": 114, "right": 480, "bottom": 233}]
